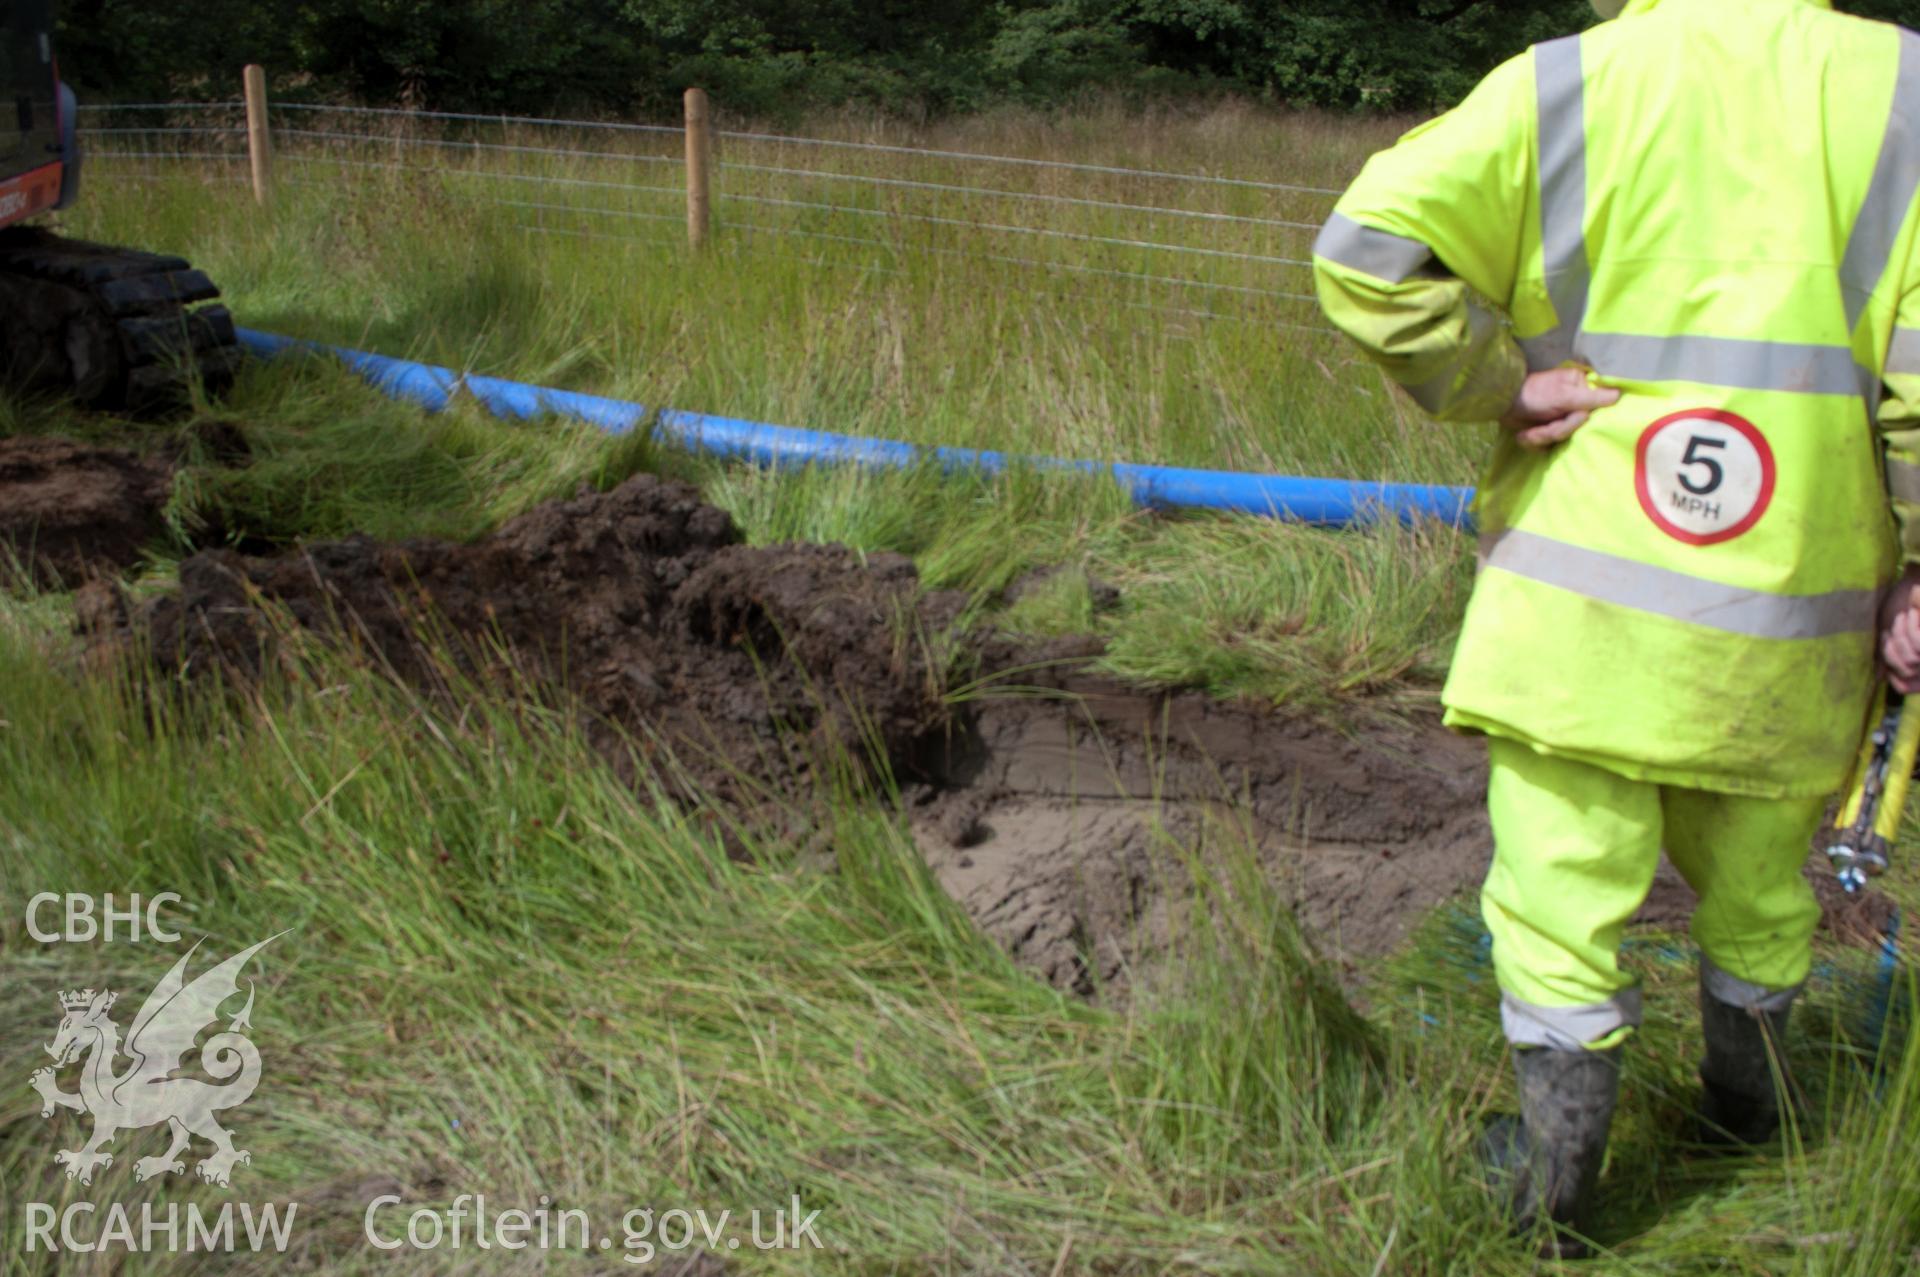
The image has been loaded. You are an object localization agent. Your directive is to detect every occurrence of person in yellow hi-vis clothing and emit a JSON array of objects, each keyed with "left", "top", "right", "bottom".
[{"left": 1315, "top": 0, "right": 1920, "bottom": 1257}]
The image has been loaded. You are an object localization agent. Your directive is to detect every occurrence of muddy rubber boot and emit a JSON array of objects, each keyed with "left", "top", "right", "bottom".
[
  {"left": 1480, "top": 1046, "right": 1621, "bottom": 1259},
  {"left": 1697, "top": 976, "right": 1794, "bottom": 1148}
]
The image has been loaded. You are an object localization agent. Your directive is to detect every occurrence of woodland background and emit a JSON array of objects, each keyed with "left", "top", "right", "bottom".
[{"left": 62, "top": 0, "right": 1920, "bottom": 119}]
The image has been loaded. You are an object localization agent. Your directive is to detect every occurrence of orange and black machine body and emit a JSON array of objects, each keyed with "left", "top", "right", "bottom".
[{"left": 0, "top": 0, "right": 78, "bottom": 232}]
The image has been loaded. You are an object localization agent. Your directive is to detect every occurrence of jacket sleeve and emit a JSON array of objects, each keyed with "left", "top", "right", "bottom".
[
  {"left": 1312, "top": 53, "right": 1537, "bottom": 423},
  {"left": 1879, "top": 312, "right": 1920, "bottom": 568}
]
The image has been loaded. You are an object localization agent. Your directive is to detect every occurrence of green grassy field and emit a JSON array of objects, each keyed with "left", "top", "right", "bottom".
[
  {"left": 1, "top": 102, "right": 1916, "bottom": 1274},
  {"left": 56, "top": 100, "right": 1476, "bottom": 711}
]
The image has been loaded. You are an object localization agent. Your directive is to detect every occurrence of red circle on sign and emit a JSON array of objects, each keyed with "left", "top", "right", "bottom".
[{"left": 1633, "top": 408, "right": 1775, "bottom": 546}]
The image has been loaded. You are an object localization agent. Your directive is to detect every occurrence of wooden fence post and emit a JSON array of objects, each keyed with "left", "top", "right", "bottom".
[
  {"left": 683, "top": 87, "right": 711, "bottom": 250},
  {"left": 243, "top": 64, "right": 272, "bottom": 204}
]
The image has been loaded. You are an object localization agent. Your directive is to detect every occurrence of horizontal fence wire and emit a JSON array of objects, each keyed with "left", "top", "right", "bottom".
[
  {"left": 717, "top": 128, "right": 1345, "bottom": 197},
  {"left": 77, "top": 170, "right": 250, "bottom": 187},
  {"left": 82, "top": 106, "right": 1345, "bottom": 333},
  {"left": 716, "top": 160, "right": 1321, "bottom": 230},
  {"left": 670, "top": 215, "right": 1334, "bottom": 328},
  {"left": 247, "top": 151, "right": 1305, "bottom": 282},
  {"left": 971, "top": 248, "right": 1315, "bottom": 303},
  {"left": 520, "top": 218, "right": 1328, "bottom": 334},
  {"left": 89, "top": 150, "right": 245, "bottom": 161},
  {"left": 713, "top": 189, "right": 1314, "bottom": 268},
  {"left": 518, "top": 223, "right": 684, "bottom": 249},
  {"left": 277, "top": 152, "right": 682, "bottom": 198},
  {"left": 76, "top": 100, "right": 1340, "bottom": 194},
  {"left": 77, "top": 126, "right": 246, "bottom": 136},
  {"left": 492, "top": 197, "right": 684, "bottom": 227},
  {"left": 272, "top": 173, "right": 666, "bottom": 214},
  {"left": 714, "top": 218, "right": 1336, "bottom": 330},
  {"left": 248, "top": 136, "right": 1314, "bottom": 271},
  {"left": 268, "top": 128, "right": 1322, "bottom": 250},
  {"left": 271, "top": 127, "right": 680, "bottom": 165},
  {"left": 517, "top": 223, "right": 898, "bottom": 285},
  {"left": 664, "top": 211, "right": 1315, "bottom": 304},
  {"left": 274, "top": 101, "right": 681, "bottom": 136},
  {"left": 74, "top": 101, "right": 241, "bottom": 112}
]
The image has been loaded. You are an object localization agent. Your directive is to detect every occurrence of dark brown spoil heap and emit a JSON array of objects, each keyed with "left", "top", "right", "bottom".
[{"left": 129, "top": 473, "right": 968, "bottom": 807}]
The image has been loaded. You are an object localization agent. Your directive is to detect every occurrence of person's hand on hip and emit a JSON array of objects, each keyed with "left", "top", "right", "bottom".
[
  {"left": 1881, "top": 567, "right": 1920, "bottom": 693},
  {"left": 1500, "top": 368, "right": 1621, "bottom": 451}
]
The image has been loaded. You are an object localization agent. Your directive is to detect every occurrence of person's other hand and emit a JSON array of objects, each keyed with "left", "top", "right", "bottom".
[
  {"left": 1499, "top": 368, "right": 1622, "bottom": 450},
  {"left": 1881, "top": 566, "right": 1920, "bottom": 693}
]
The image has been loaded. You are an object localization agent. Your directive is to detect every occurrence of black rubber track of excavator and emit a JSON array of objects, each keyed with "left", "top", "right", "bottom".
[{"left": 0, "top": 227, "right": 242, "bottom": 412}]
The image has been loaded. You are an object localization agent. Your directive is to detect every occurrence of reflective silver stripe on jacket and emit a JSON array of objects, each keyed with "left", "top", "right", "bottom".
[
  {"left": 1312, "top": 212, "right": 1433, "bottom": 284},
  {"left": 1523, "top": 34, "right": 1590, "bottom": 372},
  {"left": 1525, "top": 331, "right": 1870, "bottom": 397},
  {"left": 1888, "top": 326, "right": 1920, "bottom": 376},
  {"left": 1501, "top": 989, "right": 1640, "bottom": 1050},
  {"left": 1578, "top": 332, "right": 1865, "bottom": 396},
  {"left": 1480, "top": 528, "right": 1878, "bottom": 639},
  {"left": 1842, "top": 29, "right": 1920, "bottom": 331}
]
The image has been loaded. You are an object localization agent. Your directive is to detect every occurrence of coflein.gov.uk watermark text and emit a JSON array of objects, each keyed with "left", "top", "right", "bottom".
[{"left": 365, "top": 1194, "right": 824, "bottom": 1262}]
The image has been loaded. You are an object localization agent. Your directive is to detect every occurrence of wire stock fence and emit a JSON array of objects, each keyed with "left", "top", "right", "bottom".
[{"left": 75, "top": 95, "right": 1348, "bottom": 336}]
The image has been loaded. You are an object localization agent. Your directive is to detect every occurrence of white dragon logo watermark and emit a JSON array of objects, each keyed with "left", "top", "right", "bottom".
[{"left": 29, "top": 935, "right": 280, "bottom": 1188}]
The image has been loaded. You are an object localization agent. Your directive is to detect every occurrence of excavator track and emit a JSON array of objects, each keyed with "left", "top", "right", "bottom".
[{"left": 0, "top": 226, "right": 242, "bottom": 412}]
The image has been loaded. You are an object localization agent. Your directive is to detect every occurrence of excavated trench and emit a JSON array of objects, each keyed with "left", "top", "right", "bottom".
[
  {"left": 6, "top": 450, "right": 1892, "bottom": 995},
  {"left": 905, "top": 662, "right": 1499, "bottom": 992}
]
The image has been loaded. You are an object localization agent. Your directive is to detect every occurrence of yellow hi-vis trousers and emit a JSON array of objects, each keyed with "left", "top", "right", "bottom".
[{"left": 1483, "top": 738, "right": 1824, "bottom": 1051}]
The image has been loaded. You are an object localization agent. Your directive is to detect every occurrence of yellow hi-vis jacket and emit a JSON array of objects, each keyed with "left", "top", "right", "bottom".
[{"left": 1314, "top": 0, "right": 1920, "bottom": 799}]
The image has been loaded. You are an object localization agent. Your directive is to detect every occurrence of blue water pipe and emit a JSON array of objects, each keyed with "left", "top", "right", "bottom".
[{"left": 233, "top": 328, "right": 1476, "bottom": 528}]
